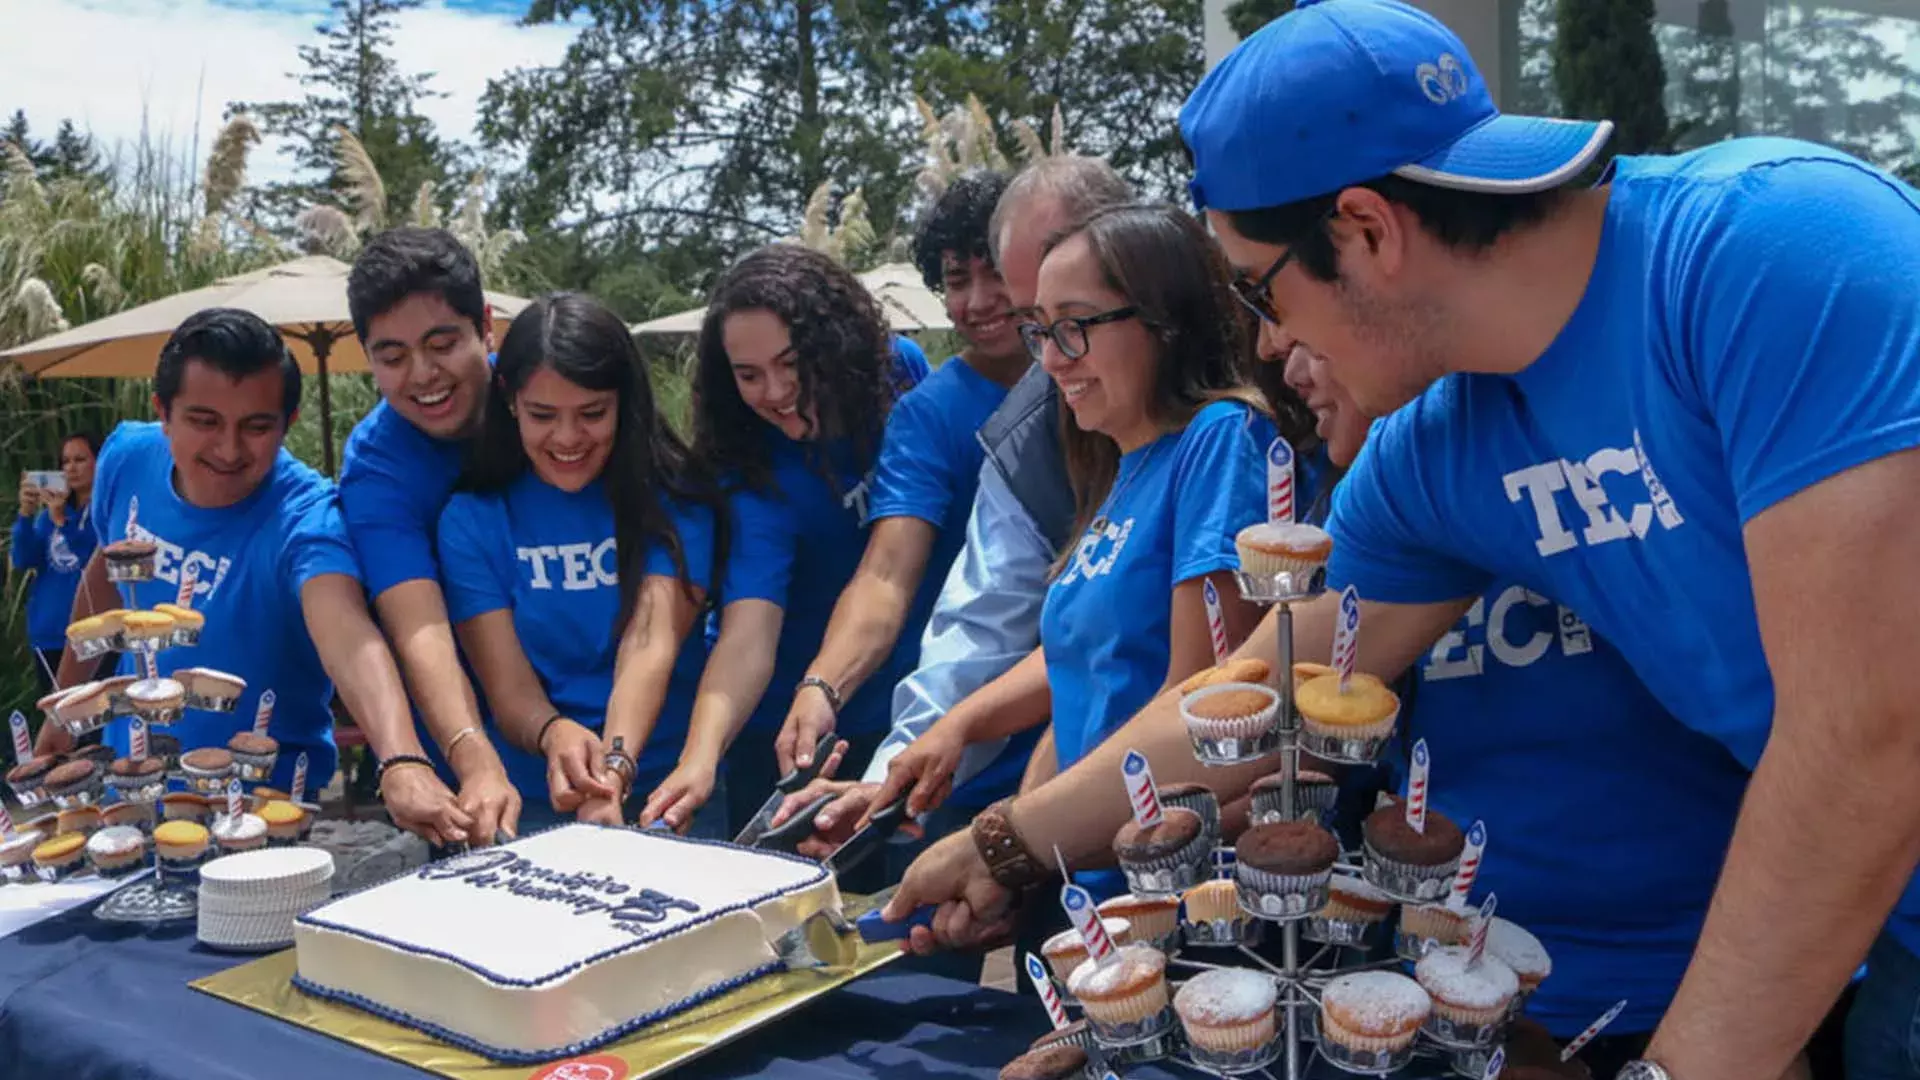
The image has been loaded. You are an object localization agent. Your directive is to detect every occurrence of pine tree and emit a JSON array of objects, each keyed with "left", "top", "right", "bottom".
[
  {"left": 1224, "top": 0, "right": 1295, "bottom": 40},
  {"left": 1552, "top": 0, "right": 1670, "bottom": 157}
]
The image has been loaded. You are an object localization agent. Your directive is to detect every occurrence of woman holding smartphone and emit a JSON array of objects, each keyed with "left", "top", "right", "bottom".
[{"left": 13, "top": 432, "right": 101, "bottom": 692}]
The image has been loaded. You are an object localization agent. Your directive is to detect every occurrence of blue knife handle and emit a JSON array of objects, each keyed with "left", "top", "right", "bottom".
[{"left": 856, "top": 904, "right": 937, "bottom": 943}]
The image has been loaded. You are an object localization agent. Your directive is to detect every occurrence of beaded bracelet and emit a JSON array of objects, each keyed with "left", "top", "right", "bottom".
[{"left": 375, "top": 754, "right": 434, "bottom": 791}]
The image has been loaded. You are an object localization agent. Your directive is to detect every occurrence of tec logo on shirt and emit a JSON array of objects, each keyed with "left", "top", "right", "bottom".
[
  {"left": 1059, "top": 517, "right": 1135, "bottom": 587},
  {"left": 517, "top": 540, "right": 618, "bottom": 591},
  {"left": 1422, "top": 586, "right": 1594, "bottom": 682},
  {"left": 126, "top": 524, "right": 231, "bottom": 601},
  {"left": 1501, "top": 433, "right": 1684, "bottom": 557}
]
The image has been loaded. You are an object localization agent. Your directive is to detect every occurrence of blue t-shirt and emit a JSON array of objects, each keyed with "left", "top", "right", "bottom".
[
  {"left": 338, "top": 398, "right": 467, "bottom": 601},
  {"left": 1327, "top": 139, "right": 1920, "bottom": 957},
  {"left": 91, "top": 422, "right": 361, "bottom": 792},
  {"left": 12, "top": 504, "right": 98, "bottom": 650},
  {"left": 436, "top": 474, "right": 715, "bottom": 802}
]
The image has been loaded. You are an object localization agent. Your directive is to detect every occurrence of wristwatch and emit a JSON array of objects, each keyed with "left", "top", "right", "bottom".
[{"left": 1615, "top": 1063, "right": 1672, "bottom": 1080}]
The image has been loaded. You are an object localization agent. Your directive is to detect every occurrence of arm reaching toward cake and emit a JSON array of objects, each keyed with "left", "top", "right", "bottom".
[
  {"left": 452, "top": 608, "right": 616, "bottom": 815},
  {"left": 590, "top": 574, "right": 705, "bottom": 826},
  {"left": 868, "top": 645, "right": 1052, "bottom": 820},
  {"left": 641, "top": 597, "right": 782, "bottom": 832}
]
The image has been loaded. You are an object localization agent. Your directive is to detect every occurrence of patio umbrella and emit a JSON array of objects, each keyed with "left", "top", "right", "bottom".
[
  {"left": 631, "top": 261, "right": 951, "bottom": 336},
  {"left": 0, "top": 255, "right": 530, "bottom": 475}
]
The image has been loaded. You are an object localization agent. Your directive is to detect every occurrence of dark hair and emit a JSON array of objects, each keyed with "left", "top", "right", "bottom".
[
  {"left": 913, "top": 169, "right": 1009, "bottom": 291},
  {"left": 154, "top": 307, "right": 301, "bottom": 420},
  {"left": 464, "top": 292, "right": 721, "bottom": 634},
  {"left": 1040, "top": 203, "right": 1272, "bottom": 567},
  {"left": 690, "top": 244, "right": 896, "bottom": 495},
  {"left": 1226, "top": 175, "right": 1571, "bottom": 283},
  {"left": 347, "top": 227, "right": 488, "bottom": 343},
  {"left": 52, "top": 430, "right": 101, "bottom": 511}
]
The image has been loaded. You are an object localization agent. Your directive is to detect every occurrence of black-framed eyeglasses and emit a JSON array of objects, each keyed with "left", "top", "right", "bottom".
[
  {"left": 1229, "top": 247, "right": 1297, "bottom": 326},
  {"left": 1018, "top": 306, "right": 1140, "bottom": 362}
]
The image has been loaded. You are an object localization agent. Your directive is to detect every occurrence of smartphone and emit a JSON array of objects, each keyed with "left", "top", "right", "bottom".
[{"left": 25, "top": 470, "right": 65, "bottom": 494}]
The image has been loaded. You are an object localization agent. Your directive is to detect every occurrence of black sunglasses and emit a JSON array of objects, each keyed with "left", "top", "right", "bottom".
[
  {"left": 1229, "top": 247, "right": 1297, "bottom": 326},
  {"left": 1018, "top": 307, "right": 1140, "bottom": 362}
]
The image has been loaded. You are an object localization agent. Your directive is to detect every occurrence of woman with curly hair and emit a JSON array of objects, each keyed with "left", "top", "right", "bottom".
[{"left": 638, "top": 242, "right": 932, "bottom": 838}]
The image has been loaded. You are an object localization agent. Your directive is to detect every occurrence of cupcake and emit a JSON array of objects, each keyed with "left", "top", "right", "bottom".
[
  {"left": 65, "top": 615, "right": 115, "bottom": 660},
  {"left": 999, "top": 1045, "right": 1088, "bottom": 1080},
  {"left": 0, "top": 829, "right": 45, "bottom": 882},
  {"left": 179, "top": 668, "right": 246, "bottom": 712},
  {"left": 35, "top": 687, "right": 72, "bottom": 724},
  {"left": 1180, "top": 683, "right": 1281, "bottom": 763},
  {"left": 1317, "top": 971, "right": 1430, "bottom": 1071},
  {"left": 53, "top": 682, "right": 111, "bottom": 734},
  {"left": 1040, "top": 919, "right": 1133, "bottom": 989},
  {"left": 1487, "top": 917, "right": 1554, "bottom": 1000},
  {"left": 125, "top": 677, "right": 186, "bottom": 724},
  {"left": 95, "top": 675, "right": 139, "bottom": 716},
  {"left": 1234, "top": 820, "right": 1338, "bottom": 919},
  {"left": 179, "top": 747, "right": 235, "bottom": 794},
  {"left": 153, "top": 820, "right": 212, "bottom": 877},
  {"left": 1098, "top": 895, "right": 1181, "bottom": 953},
  {"left": 57, "top": 805, "right": 102, "bottom": 836},
  {"left": 1295, "top": 672, "right": 1399, "bottom": 762},
  {"left": 1065, "top": 943, "right": 1172, "bottom": 1044},
  {"left": 1234, "top": 521, "right": 1333, "bottom": 579},
  {"left": 226, "top": 731, "right": 279, "bottom": 781},
  {"left": 1361, "top": 805, "right": 1464, "bottom": 903},
  {"left": 212, "top": 812, "right": 269, "bottom": 854},
  {"left": 1177, "top": 658, "right": 1272, "bottom": 695},
  {"left": 1156, "top": 782, "right": 1221, "bottom": 838},
  {"left": 30, "top": 833, "right": 87, "bottom": 881},
  {"left": 43, "top": 759, "right": 101, "bottom": 806},
  {"left": 1306, "top": 874, "right": 1395, "bottom": 947},
  {"left": 1247, "top": 768, "right": 1340, "bottom": 827},
  {"left": 257, "top": 799, "right": 307, "bottom": 845},
  {"left": 85, "top": 825, "right": 148, "bottom": 877},
  {"left": 70, "top": 744, "right": 115, "bottom": 770},
  {"left": 96, "top": 609, "right": 131, "bottom": 648},
  {"left": 1415, "top": 945, "right": 1519, "bottom": 1047},
  {"left": 1181, "top": 878, "right": 1261, "bottom": 948},
  {"left": 1029, "top": 1020, "right": 1095, "bottom": 1054},
  {"left": 22, "top": 814, "right": 58, "bottom": 838},
  {"left": 148, "top": 731, "right": 181, "bottom": 768},
  {"left": 153, "top": 603, "right": 205, "bottom": 647},
  {"left": 162, "top": 793, "right": 211, "bottom": 824},
  {"left": 107, "top": 756, "right": 168, "bottom": 803},
  {"left": 1397, "top": 902, "right": 1471, "bottom": 961},
  {"left": 102, "top": 538, "right": 158, "bottom": 581},
  {"left": 120, "top": 611, "right": 176, "bottom": 650},
  {"left": 1112, "top": 806, "right": 1209, "bottom": 896},
  {"left": 6, "top": 755, "right": 55, "bottom": 806},
  {"left": 101, "top": 801, "right": 153, "bottom": 834},
  {"left": 1174, "top": 968, "right": 1279, "bottom": 1069}
]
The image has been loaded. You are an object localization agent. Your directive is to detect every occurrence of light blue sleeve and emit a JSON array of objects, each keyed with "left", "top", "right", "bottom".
[
  {"left": 435, "top": 494, "right": 515, "bottom": 624},
  {"left": 1670, "top": 157, "right": 1920, "bottom": 522},
  {"left": 1168, "top": 402, "right": 1272, "bottom": 584},
  {"left": 867, "top": 383, "right": 957, "bottom": 527},
  {"left": 650, "top": 498, "right": 718, "bottom": 594},
  {"left": 718, "top": 486, "right": 795, "bottom": 608},
  {"left": 867, "top": 461, "right": 1051, "bottom": 785}
]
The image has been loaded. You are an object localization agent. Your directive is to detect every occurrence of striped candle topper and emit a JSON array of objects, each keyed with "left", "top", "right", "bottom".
[
  {"left": 225, "top": 777, "right": 244, "bottom": 820},
  {"left": 1466, "top": 892, "right": 1497, "bottom": 968},
  {"left": 9, "top": 711, "right": 29, "bottom": 762},
  {"left": 176, "top": 561, "right": 200, "bottom": 609},
  {"left": 1024, "top": 953, "right": 1070, "bottom": 1029},
  {"left": 1447, "top": 820, "right": 1488, "bottom": 910},
  {"left": 1560, "top": 1000, "right": 1628, "bottom": 1062},
  {"left": 1122, "top": 750, "right": 1164, "bottom": 828},
  {"left": 253, "top": 690, "right": 276, "bottom": 736},
  {"left": 1332, "top": 586, "right": 1361, "bottom": 689},
  {"left": 125, "top": 496, "right": 139, "bottom": 537},
  {"left": 1405, "top": 739, "right": 1431, "bottom": 835},
  {"left": 129, "top": 716, "right": 148, "bottom": 760},
  {"left": 1061, "top": 881, "right": 1117, "bottom": 965},
  {"left": 1203, "top": 579, "right": 1229, "bottom": 665},
  {"left": 1266, "top": 438, "right": 1295, "bottom": 524},
  {"left": 292, "top": 752, "right": 310, "bottom": 804},
  {"left": 0, "top": 800, "right": 13, "bottom": 837}
]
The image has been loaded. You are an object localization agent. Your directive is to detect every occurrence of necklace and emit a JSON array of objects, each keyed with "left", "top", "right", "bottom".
[{"left": 1086, "top": 438, "right": 1167, "bottom": 537}]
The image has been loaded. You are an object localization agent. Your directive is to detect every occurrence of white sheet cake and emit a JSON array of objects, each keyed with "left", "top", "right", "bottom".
[{"left": 292, "top": 823, "right": 841, "bottom": 1061}]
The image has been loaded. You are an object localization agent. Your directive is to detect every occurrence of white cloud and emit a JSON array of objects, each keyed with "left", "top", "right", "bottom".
[{"left": 0, "top": 0, "right": 578, "bottom": 185}]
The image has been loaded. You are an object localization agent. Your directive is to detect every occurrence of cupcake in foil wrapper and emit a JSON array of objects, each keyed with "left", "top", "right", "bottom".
[
  {"left": 125, "top": 677, "right": 186, "bottom": 727},
  {"left": 1030, "top": 1019, "right": 1097, "bottom": 1056},
  {"left": 179, "top": 667, "right": 246, "bottom": 713},
  {"left": 1305, "top": 874, "right": 1396, "bottom": 948},
  {"left": 1180, "top": 878, "right": 1265, "bottom": 948},
  {"left": 161, "top": 792, "right": 212, "bottom": 825},
  {"left": 1415, "top": 946, "right": 1519, "bottom": 1049},
  {"left": 1247, "top": 768, "right": 1341, "bottom": 828},
  {"left": 100, "top": 800, "right": 154, "bottom": 836},
  {"left": 1486, "top": 917, "right": 1553, "bottom": 1005},
  {"left": 43, "top": 759, "right": 102, "bottom": 808},
  {"left": 64, "top": 616, "right": 116, "bottom": 661},
  {"left": 1397, "top": 901, "right": 1471, "bottom": 963},
  {"left": 1295, "top": 671, "right": 1400, "bottom": 765},
  {"left": 0, "top": 830, "right": 45, "bottom": 884},
  {"left": 6, "top": 756, "right": 55, "bottom": 810},
  {"left": 102, "top": 540, "right": 158, "bottom": 581},
  {"left": 54, "top": 683, "right": 113, "bottom": 739},
  {"left": 1097, "top": 895, "right": 1181, "bottom": 955},
  {"left": 85, "top": 825, "right": 149, "bottom": 878},
  {"left": 29, "top": 833, "right": 88, "bottom": 883},
  {"left": 225, "top": 731, "right": 279, "bottom": 782},
  {"left": 1174, "top": 968, "right": 1280, "bottom": 1075},
  {"left": 1086, "top": 1004, "right": 1178, "bottom": 1051},
  {"left": 1234, "top": 820, "right": 1339, "bottom": 921},
  {"left": 1234, "top": 522, "right": 1332, "bottom": 579},
  {"left": 106, "top": 757, "right": 168, "bottom": 805},
  {"left": 1156, "top": 782, "right": 1220, "bottom": 839},
  {"left": 154, "top": 604, "right": 204, "bottom": 648},
  {"left": 178, "top": 748, "right": 236, "bottom": 795},
  {"left": 1069, "top": 944, "right": 1174, "bottom": 1048},
  {"left": 1313, "top": 972, "right": 1430, "bottom": 1076},
  {"left": 1113, "top": 806, "right": 1209, "bottom": 898},
  {"left": 152, "top": 820, "right": 213, "bottom": 885},
  {"left": 1180, "top": 683, "right": 1282, "bottom": 766},
  {"left": 1039, "top": 919, "right": 1134, "bottom": 999},
  {"left": 1361, "top": 804, "right": 1463, "bottom": 904}
]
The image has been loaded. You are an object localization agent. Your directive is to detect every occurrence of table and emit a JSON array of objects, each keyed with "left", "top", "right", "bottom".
[{"left": 0, "top": 900, "right": 1151, "bottom": 1080}]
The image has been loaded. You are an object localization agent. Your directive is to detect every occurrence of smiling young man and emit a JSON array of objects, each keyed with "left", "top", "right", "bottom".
[
  {"left": 36, "top": 309, "right": 445, "bottom": 820},
  {"left": 885, "top": 3, "right": 1920, "bottom": 1079},
  {"left": 773, "top": 170, "right": 1036, "bottom": 782},
  {"left": 338, "top": 227, "right": 520, "bottom": 845}
]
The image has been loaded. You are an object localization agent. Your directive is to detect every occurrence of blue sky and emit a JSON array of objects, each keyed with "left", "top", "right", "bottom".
[{"left": 1, "top": 0, "right": 580, "bottom": 185}]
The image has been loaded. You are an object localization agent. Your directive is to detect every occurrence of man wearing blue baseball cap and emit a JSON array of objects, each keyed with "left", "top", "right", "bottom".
[{"left": 881, "top": 3, "right": 1920, "bottom": 1079}]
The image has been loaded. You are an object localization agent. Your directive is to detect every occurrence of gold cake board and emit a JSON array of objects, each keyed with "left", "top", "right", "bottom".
[{"left": 189, "top": 893, "right": 905, "bottom": 1080}]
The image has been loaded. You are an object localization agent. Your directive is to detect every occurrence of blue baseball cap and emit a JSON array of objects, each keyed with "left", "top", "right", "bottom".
[{"left": 1181, "top": 0, "right": 1614, "bottom": 212}]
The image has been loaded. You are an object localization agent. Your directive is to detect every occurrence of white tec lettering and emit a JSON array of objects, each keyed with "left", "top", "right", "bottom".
[
  {"left": 1059, "top": 516, "right": 1135, "bottom": 588},
  {"left": 1501, "top": 436, "right": 1684, "bottom": 557},
  {"left": 517, "top": 540, "right": 618, "bottom": 591},
  {"left": 1421, "top": 585, "right": 1593, "bottom": 682}
]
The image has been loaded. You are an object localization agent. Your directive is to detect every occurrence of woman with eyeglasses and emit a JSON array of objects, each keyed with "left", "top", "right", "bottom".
[
  {"left": 637, "top": 243, "right": 932, "bottom": 839},
  {"left": 434, "top": 292, "right": 727, "bottom": 833},
  {"left": 863, "top": 203, "right": 1315, "bottom": 896}
]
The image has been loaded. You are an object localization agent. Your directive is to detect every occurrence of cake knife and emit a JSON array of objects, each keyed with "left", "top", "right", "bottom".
[
  {"left": 822, "top": 797, "right": 910, "bottom": 877},
  {"left": 733, "top": 730, "right": 840, "bottom": 847}
]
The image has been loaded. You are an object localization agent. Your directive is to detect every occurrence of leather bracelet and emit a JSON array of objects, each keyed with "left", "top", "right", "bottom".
[
  {"left": 971, "top": 798, "right": 1051, "bottom": 891},
  {"left": 797, "top": 675, "right": 843, "bottom": 715},
  {"left": 375, "top": 754, "right": 434, "bottom": 791}
]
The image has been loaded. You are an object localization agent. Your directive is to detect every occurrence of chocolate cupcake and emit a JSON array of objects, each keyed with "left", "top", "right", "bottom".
[
  {"left": 102, "top": 538, "right": 158, "bottom": 581},
  {"left": 178, "top": 748, "right": 235, "bottom": 794},
  {"left": 0, "top": 829, "right": 45, "bottom": 883},
  {"left": 1361, "top": 805, "right": 1464, "bottom": 902},
  {"left": 1000, "top": 1045, "right": 1089, "bottom": 1080},
  {"left": 148, "top": 732, "right": 181, "bottom": 769},
  {"left": 43, "top": 758, "right": 101, "bottom": 806},
  {"left": 85, "top": 825, "right": 148, "bottom": 878},
  {"left": 107, "top": 756, "right": 168, "bottom": 804},
  {"left": 69, "top": 744, "right": 115, "bottom": 770},
  {"left": 1112, "top": 806, "right": 1209, "bottom": 896},
  {"left": 1030, "top": 1020, "right": 1095, "bottom": 1054},
  {"left": 1156, "top": 781, "right": 1221, "bottom": 838},
  {"left": 1235, "top": 820, "right": 1339, "bottom": 919},
  {"left": 225, "top": 731, "right": 279, "bottom": 781},
  {"left": 1180, "top": 684, "right": 1281, "bottom": 764},
  {"left": 6, "top": 755, "right": 55, "bottom": 807}
]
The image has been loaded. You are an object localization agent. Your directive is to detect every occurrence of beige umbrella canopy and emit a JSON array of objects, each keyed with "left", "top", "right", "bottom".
[
  {"left": 0, "top": 255, "right": 529, "bottom": 475},
  {"left": 631, "top": 262, "right": 951, "bottom": 337}
]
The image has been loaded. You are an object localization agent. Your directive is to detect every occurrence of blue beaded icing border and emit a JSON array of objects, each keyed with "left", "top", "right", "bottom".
[
  {"left": 291, "top": 959, "right": 784, "bottom": 1064},
  {"left": 293, "top": 822, "right": 830, "bottom": 988}
]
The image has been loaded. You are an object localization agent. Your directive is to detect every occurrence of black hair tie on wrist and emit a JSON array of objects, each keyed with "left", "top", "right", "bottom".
[{"left": 535, "top": 712, "right": 566, "bottom": 753}]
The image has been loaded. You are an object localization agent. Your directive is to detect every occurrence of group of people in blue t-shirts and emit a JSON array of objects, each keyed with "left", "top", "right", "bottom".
[{"left": 17, "top": 3, "right": 1920, "bottom": 1074}]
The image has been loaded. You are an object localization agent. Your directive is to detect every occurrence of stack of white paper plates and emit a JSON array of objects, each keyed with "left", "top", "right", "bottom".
[{"left": 197, "top": 847, "right": 334, "bottom": 951}]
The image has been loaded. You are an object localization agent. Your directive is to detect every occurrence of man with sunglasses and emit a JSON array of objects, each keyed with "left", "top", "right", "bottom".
[{"left": 882, "top": 3, "right": 1920, "bottom": 1078}]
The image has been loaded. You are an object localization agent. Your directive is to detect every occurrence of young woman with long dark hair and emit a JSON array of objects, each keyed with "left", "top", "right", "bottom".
[{"left": 13, "top": 432, "right": 101, "bottom": 692}]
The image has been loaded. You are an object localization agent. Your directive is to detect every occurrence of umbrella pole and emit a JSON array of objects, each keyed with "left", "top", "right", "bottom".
[{"left": 318, "top": 340, "right": 336, "bottom": 478}]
